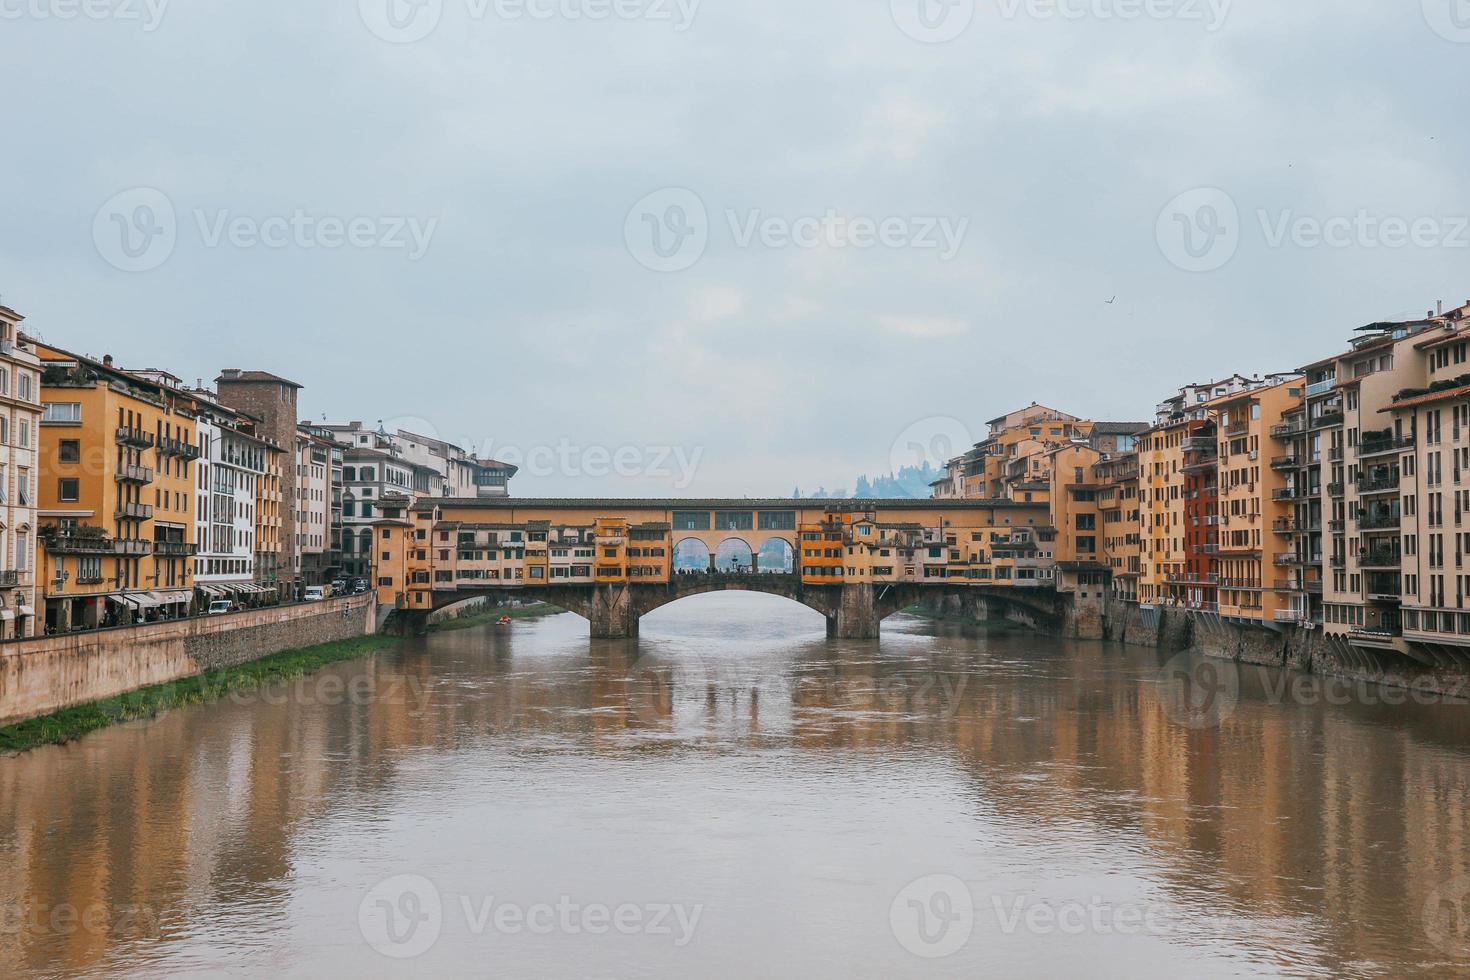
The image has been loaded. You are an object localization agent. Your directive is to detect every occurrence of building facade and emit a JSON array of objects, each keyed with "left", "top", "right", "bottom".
[
  {"left": 37, "top": 347, "right": 199, "bottom": 630},
  {"left": 0, "top": 307, "right": 43, "bottom": 637}
]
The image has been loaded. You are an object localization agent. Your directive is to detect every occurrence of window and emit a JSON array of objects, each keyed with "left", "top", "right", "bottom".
[
  {"left": 42, "top": 402, "right": 82, "bottom": 423},
  {"left": 58, "top": 439, "right": 80, "bottom": 463},
  {"left": 58, "top": 478, "right": 79, "bottom": 502}
]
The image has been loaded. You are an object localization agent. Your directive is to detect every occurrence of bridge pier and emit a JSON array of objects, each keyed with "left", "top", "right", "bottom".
[
  {"left": 589, "top": 584, "right": 640, "bottom": 639},
  {"left": 825, "top": 584, "right": 881, "bottom": 640}
]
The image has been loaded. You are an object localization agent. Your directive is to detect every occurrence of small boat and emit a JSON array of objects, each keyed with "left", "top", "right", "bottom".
[{"left": 497, "top": 615, "right": 513, "bottom": 626}]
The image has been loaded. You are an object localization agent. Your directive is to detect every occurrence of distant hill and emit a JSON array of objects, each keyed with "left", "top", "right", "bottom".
[{"left": 793, "top": 462, "right": 942, "bottom": 501}]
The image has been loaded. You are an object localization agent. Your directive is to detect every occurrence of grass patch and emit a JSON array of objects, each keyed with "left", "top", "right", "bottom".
[
  {"left": 0, "top": 634, "right": 400, "bottom": 756},
  {"left": 901, "top": 605, "right": 1025, "bottom": 631},
  {"left": 427, "top": 603, "right": 564, "bottom": 632}
]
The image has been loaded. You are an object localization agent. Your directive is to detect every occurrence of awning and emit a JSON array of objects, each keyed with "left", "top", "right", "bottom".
[
  {"left": 150, "top": 591, "right": 191, "bottom": 606},
  {"left": 126, "top": 592, "right": 161, "bottom": 610},
  {"left": 1, "top": 610, "right": 15, "bottom": 621},
  {"left": 17, "top": 606, "right": 34, "bottom": 617},
  {"left": 197, "top": 585, "right": 222, "bottom": 598}
]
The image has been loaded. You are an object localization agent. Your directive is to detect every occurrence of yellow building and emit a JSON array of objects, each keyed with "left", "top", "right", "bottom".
[
  {"left": 1208, "top": 376, "right": 1305, "bottom": 623},
  {"left": 36, "top": 345, "right": 199, "bottom": 629},
  {"left": 256, "top": 442, "right": 286, "bottom": 598},
  {"left": 1048, "top": 442, "right": 1107, "bottom": 594}
]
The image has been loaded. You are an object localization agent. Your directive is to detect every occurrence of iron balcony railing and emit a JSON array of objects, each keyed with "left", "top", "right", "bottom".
[
  {"left": 1359, "top": 436, "right": 1414, "bottom": 459},
  {"left": 116, "top": 501, "right": 153, "bottom": 521},
  {"left": 1311, "top": 411, "right": 1345, "bottom": 430},
  {"left": 1357, "top": 474, "right": 1400, "bottom": 494},
  {"left": 115, "top": 426, "right": 155, "bottom": 448},
  {"left": 115, "top": 464, "right": 154, "bottom": 484},
  {"left": 1359, "top": 551, "right": 1403, "bottom": 569},
  {"left": 157, "top": 436, "right": 201, "bottom": 459},
  {"left": 152, "top": 541, "right": 199, "bottom": 557},
  {"left": 1270, "top": 455, "right": 1300, "bottom": 470},
  {"left": 1359, "top": 513, "right": 1401, "bottom": 530}
]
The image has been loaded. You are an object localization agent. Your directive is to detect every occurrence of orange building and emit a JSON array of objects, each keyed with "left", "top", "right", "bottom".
[{"left": 36, "top": 345, "right": 199, "bottom": 630}]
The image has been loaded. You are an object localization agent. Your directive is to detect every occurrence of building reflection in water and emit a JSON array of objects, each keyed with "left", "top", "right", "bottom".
[{"left": 1, "top": 595, "right": 1469, "bottom": 976}]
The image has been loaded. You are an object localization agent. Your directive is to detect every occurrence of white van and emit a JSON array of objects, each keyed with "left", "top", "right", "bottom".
[
  {"left": 207, "top": 599, "right": 233, "bottom": 615},
  {"left": 303, "top": 586, "right": 325, "bottom": 602}
]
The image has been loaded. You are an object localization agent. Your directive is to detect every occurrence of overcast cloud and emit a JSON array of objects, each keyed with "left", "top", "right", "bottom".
[{"left": 2, "top": 0, "right": 1467, "bottom": 496}]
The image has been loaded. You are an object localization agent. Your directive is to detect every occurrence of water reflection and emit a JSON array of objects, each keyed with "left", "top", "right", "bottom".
[{"left": 2, "top": 592, "right": 1469, "bottom": 977}]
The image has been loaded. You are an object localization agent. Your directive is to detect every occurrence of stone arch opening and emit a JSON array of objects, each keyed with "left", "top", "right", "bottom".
[
  {"left": 756, "top": 538, "right": 794, "bottom": 573},
  {"left": 673, "top": 537, "right": 712, "bottom": 572},
  {"left": 714, "top": 538, "right": 755, "bottom": 573}
]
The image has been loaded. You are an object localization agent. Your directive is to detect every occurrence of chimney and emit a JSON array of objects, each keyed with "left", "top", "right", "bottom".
[
  {"left": 102, "top": 354, "right": 113, "bottom": 367},
  {"left": 1439, "top": 300, "right": 1444, "bottom": 316}
]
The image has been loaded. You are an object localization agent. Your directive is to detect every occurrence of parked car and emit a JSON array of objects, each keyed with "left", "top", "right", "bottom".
[
  {"left": 331, "top": 578, "right": 348, "bottom": 594},
  {"left": 303, "top": 586, "right": 325, "bottom": 602},
  {"left": 352, "top": 578, "right": 369, "bottom": 594},
  {"left": 207, "top": 600, "right": 233, "bottom": 615}
]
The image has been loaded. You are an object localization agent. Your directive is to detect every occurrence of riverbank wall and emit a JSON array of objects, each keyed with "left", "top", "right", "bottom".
[
  {"left": 919, "top": 590, "right": 1470, "bottom": 697},
  {"left": 0, "top": 595, "right": 377, "bottom": 726}
]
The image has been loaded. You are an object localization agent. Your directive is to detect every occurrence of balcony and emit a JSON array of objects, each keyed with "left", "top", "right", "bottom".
[
  {"left": 1327, "top": 481, "right": 1344, "bottom": 497},
  {"left": 1270, "top": 455, "right": 1301, "bottom": 470},
  {"left": 1273, "top": 553, "right": 1300, "bottom": 566},
  {"left": 1310, "top": 411, "right": 1345, "bottom": 430},
  {"left": 115, "top": 464, "right": 154, "bottom": 485},
  {"left": 1272, "top": 486, "right": 1308, "bottom": 502},
  {"left": 1225, "top": 421, "right": 1250, "bottom": 437},
  {"left": 157, "top": 436, "right": 200, "bottom": 459},
  {"left": 1182, "top": 437, "right": 1216, "bottom": 451},
  {"left": 1328, "top": 519, "right": 1345, "bottom": 532},
  {"left": 152, "top": 540, "right": 198, "bottom": 557},
  {"left": 1358, "top": 510, "right": 1401, "bottom": 531},
  {"left": 115, "top": 426, "right": 155, "bottom": 448},
  {"left": 1359, "top": 551, "right": 1402, "bottom": 570},
  {"left": 1305, "top": 378, "right": 1338, "bottom": 398},
  {"left": 114, "top": 539, "right": 152, "bottom": 556},
  {"left": 1329, "top": 554, "right": 1346, "bottom": 569},
  {"left": 1271, "top": 420, "right": 1307, "bottom": 439},
  {"left": 1271, "top": 519, "right": 1298, "bottom": 534},
  {"left": 116, "top": 501, "right": 153, "bottom": 521},
  {"left": 0, "top": 570, "right": 19, "bottom": 587},
  {"left": 1328, "top": 446, "right": 1345, "bottom": 462},
  {"left": 1359, "top": 435, "right": 1414, "bottom": 459},
  {"left": 1274, "top": 609, "right": 1306, "bottom": 622},
  {"left": 1357, "top": 474, "right": 1400, "bottom": 495}
]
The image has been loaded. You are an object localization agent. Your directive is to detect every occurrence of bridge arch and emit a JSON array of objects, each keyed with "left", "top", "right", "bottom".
[
  {"left": 713, "top": 538, "right": 755, "bottom": 573},
  {"left": 756, "top": 537, "right": 794, "bottom": 574},
  {"left": 673, "top": 537, "right": 712, "bottom": 572}
]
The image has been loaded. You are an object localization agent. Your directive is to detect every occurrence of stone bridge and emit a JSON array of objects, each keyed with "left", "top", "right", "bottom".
[{"left": 394, "top": 574, "right": 1068, "bottom": 640}]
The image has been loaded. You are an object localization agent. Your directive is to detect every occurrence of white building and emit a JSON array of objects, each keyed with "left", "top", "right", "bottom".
[
  {"left": 295, "top": 426, "right": 333, "bottom": 584},
  {"left": 0, "top": 307, "right": 41, "bottom": 637},
  {"left": 187, "top": 389, "right": 275, "bottom": 606}
]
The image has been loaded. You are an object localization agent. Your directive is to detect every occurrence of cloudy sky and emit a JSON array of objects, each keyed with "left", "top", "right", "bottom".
[{"left": 2, "top": 0, "right": 1468, "bottom": 496}]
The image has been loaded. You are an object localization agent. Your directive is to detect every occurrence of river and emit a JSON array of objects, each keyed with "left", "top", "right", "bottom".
[{"left": 2, "top": 593, "right": 1469, "bottom": 978}]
